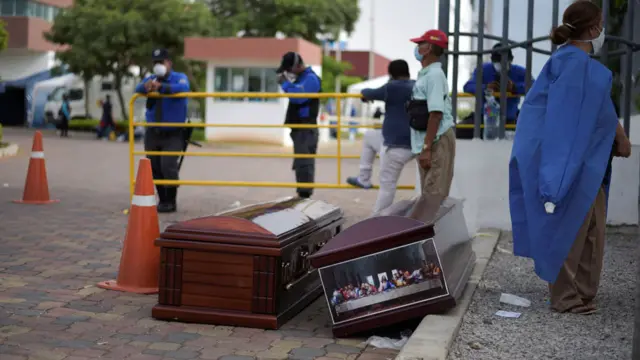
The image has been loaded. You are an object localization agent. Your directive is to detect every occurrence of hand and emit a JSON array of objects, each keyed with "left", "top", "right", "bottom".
[
  {"left": 487, "top": 81, "right": 499, "bottom": 92},
  {"left": 144, "top": 80, "right": 154, "bottom": 92},
  {"left": 361, "top": 97, "right": 372, "bottom": 103},
  {"left": 418, "top": 149, "right": 432, "bottom": 169},
  {"left": 507, "top": 80, "right": 515, "bottom": 92},
  {"left": 149, "top": 80, "right": 162, "bottom": 92},
  {"left": 614, "top": 137, "right": 631, "bottom": 158}
]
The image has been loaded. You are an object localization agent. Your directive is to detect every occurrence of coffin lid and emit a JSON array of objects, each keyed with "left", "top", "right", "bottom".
[
  {"left": 161, "top": 196, "right": 343, "bottom": 246},
  {"left": 309, "top": 194, "right": 449, "bottom": 266}
]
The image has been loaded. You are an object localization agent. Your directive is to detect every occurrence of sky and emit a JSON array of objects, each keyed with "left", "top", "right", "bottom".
[{"left": 338, "top": 0, "right": 576, "bottom": 81}]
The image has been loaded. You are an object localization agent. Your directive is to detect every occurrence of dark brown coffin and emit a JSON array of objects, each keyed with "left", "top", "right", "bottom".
[
  {"left": 151, "top": 197, "right": 345, "bottom": 329},
  {"left": 308, "top": 194, "right": 476, "bottom": 337}
]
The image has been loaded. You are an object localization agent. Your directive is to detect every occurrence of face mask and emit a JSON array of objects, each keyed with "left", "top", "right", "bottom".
[
  {"left": 493, "top": 62, "right": 501, "bottom": 72},
  {"left": 153, "top": 63, "right": 167, "bottom": 77},
  {"left": 590, "top": 28, "right": 605, "bottom": 54},
  {"left": 284, "top": 71, "right": 297, "bottom": 83},
  {"left": 414, "top": 46, "right": 424, "bottom": 62}
]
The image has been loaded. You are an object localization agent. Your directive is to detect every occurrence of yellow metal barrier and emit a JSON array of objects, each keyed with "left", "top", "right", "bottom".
[
  {"left": 128, "top": 91, "right": 520, "bottom": 197},
  {"left": 128, "top": 92, "right": 406, "bottom": 197}
]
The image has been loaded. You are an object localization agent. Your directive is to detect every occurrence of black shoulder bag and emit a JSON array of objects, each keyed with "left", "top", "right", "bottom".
[{"left": 405, "top": 99, "right": 429, "bottom": 131}]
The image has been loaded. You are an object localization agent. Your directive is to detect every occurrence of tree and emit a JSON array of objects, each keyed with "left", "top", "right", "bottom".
[
  {"left": 46, "top": 0, "right": 214, "bottom": 120},
  {"left": 207, "top": 0, "right": 360, "bottom": 43},
  {"left": 0, "top": 20, "right": 7, "bottom": 53},
  {"left": 321, "top": 55, "right": 363, "bottom": 94}
]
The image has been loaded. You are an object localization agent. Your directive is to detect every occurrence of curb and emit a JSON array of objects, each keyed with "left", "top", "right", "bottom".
[
  {"left": 395, "top": 229, "right": 501, "bottom": 360},
  {"left": 0, "top": 143, "right": 19, "bottom": 158}
]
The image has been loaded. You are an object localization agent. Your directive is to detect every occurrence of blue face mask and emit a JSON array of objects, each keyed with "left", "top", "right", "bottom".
[{"left": 414, "top": 46, "right": 423, "bottom": 62}]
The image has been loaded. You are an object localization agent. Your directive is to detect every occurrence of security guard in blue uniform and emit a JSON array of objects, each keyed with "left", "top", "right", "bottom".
[
  {"left": 277, "top": 52, "right": 322, "bottom": 199},
  {"left": 135, "top": 49, "right": 190, "bottom": 213}
]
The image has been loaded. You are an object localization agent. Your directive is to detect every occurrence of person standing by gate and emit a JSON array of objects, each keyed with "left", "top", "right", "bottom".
[
  {"left": 408, "top": 30, "right": 456, "bottom": 199},
  {"left": 509, "top": 0, "right": 630, "bottom": 314},
  {"left": 135, "top": 48, "right": 190, "bottom": 213},
  {"left": 58, "top": 94, "right": 71, "bottom": 138},
  {"left": 277, "top": 52, "right": 322, "bottom": 199}
]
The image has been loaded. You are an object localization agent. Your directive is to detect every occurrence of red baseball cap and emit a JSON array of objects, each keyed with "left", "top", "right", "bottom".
[{"left": 410, "top": 30, "right": 449, "bottom": 49}]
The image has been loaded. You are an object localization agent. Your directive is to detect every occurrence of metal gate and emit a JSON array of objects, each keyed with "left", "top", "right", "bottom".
[{"left": 440, "top": 0, "right": 639, "bottom": 139}]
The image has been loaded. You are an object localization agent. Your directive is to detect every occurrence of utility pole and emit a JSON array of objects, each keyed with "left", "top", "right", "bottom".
[{"left": 366, "top": 0, "right": 376, "bottom": 118}]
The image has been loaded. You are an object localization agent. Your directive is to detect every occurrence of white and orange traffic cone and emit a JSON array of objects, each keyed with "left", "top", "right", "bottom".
[
  {"left": 13, "top": 131, "right": 59, "bottom": 204},
  {"left": 97, "top": 158, "right": 160, "bottom": 294}
]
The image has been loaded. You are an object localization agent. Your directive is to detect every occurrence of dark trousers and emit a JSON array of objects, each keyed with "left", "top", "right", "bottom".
[
  {"left": 60, "top": 117, "right": 69, "bottom": 137},
  {"left": 290, "top": 129, "right": 318, "bottom": 198},
  {"left": 144, "top": 129, "right": 184, "bottom": 195}
]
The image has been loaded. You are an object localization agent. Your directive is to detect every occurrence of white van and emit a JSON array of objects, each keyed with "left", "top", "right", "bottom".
[{"left": 44, "top": 75, "right": 138, "bottom": 124}]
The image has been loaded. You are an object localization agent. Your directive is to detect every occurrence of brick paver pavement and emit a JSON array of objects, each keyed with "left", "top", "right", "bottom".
[{"left": 0, "top": 129, "right": 418, "bottom": 360}]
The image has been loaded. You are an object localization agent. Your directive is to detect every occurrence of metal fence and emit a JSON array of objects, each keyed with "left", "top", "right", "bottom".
[{"left": 440, "top": 0, "right": 639, "bottom": 139}]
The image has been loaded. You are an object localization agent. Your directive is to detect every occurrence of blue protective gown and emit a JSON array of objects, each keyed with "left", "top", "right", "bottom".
[{"left": 509, "top": 45, "right": 618, "bottom": 283}]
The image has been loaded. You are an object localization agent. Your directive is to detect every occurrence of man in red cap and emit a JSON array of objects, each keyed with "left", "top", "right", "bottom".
[{"left": 407, "top": 29, "right": 456, "bottom": 199}]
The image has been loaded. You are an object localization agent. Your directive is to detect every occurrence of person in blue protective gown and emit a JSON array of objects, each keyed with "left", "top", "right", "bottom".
[{"left": 509, "top": 0, "right": 631, "bottom": 315}]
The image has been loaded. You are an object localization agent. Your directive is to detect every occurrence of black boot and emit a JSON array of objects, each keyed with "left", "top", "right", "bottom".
[
  {"left": 156, "top": 185, "right": 167, "bottom": 211},
  {"left": 158, "top": 187, "right": 177, "bottom": 213}
]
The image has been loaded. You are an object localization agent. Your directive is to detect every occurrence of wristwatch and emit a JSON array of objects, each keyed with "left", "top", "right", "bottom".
[{"left": 422, "top": 144, "right": 430, "bottom": 151}]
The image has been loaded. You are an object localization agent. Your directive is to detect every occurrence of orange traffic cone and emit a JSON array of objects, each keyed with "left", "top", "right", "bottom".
[
  {"left": 97, "top": 158, "right": 160, "bottom": 294},
  {"left": 13, "top": 131, "right": 59, "bottom": 205}
]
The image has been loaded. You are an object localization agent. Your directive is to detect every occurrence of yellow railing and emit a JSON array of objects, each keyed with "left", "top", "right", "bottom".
[
  {"left": 128, "top": 92, "right": 401, "bottom": 197},
  {"left": 128, "top": 91, "right": 520, "bottom": 197}
]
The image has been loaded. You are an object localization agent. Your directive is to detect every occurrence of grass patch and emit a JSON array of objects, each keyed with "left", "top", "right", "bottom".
[{"left": 0, "top": 142, "right": 8, "bottom": 148}]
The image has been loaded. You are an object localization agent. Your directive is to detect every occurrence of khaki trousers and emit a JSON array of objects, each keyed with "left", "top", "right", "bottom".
[
  {"left": 549, "top": 187, "right": 606, "bottom": 312},
  {"left": 418, "top": 128, "right": 456, "bottom": 197}
]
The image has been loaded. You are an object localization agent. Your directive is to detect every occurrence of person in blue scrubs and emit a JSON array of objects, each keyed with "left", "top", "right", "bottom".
[{"left": 509, "top": 0, "right": 631, "bottom": 315}]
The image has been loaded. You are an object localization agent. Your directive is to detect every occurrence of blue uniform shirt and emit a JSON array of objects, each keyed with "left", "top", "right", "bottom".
[
  {"left": 463, "top": 63, "right": 530, "bottom": 121},
  {"left": 135, "top": 71, "right": 190, "bottom": 125},
  {"left": 280, "top": 67, "right": 321, "bottom": 119}
]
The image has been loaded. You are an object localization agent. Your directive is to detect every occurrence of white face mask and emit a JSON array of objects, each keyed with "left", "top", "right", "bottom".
[
  {"left": 577, "top": 27, "right": 605, "bottom": 54},
  {"left": 153, "top": 63, "right": 167, "bottom": 77},
  {"left": 493, "top": 62, "right": 501, "bottom": 72},
  {"left": 284, "top": 71, "right": 297, "bottom": 82},
  {"left": 590, "top": 28, "right": 605, "bottom": 54}
]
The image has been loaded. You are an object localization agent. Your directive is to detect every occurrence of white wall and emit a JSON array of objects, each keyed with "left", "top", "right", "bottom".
[
  {"left": 450, "top": 126, "right": 640, "bottom": 232},
  {"left": 204, "top": 62, "right": 324, "bottom": 146},
  {"left": 0, "top": 50, "right": 55, "bottom": 81}
]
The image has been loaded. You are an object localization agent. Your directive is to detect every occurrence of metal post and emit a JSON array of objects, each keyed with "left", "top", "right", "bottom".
[
  {"left": 473, "top": 0, "right": 486, "bottom": 139},
  {"left": 438, "top": 0, "right": 451, "bottom": 74},
  {"left": 498, "top": 0, "right": 509, "bottom": 139},
  {"left": 622, "top": 0, "right": 634, "bottom": 137},
  {"left": 601, "top": 0, "right": 609, "bottom": 66},
  {"left": 451, "top": 0, "right": 461, "bottom": 122},
  {"left": 551, "top": 0, "right": 559, "bottom": 52},
  {"left": 525, "top": 0, "right": 534, "bottom": 91},
  {"left": 336, "top": 97, "right": 342, "bottom": 185},
  {"left": 367, "top": 0, "right": 375, "bottom": 119},
  {"left": 335, "top": 40, "right": 342, "bottom": 93}
]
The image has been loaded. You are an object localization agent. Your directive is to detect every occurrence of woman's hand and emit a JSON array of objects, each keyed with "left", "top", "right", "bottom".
[{"left": 614, "top": 123, "right": 631, "bottom": 158}]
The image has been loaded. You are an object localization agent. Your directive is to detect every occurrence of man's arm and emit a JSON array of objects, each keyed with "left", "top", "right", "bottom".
[
  {"left": 463, "top": 68, "right": 485, "bottom": 94},
  {"left": 135, "top": 76, "right": 153, "bottom": 94},
  {"left": 159, "top": 73, "right": 191, "bottom": 94},
  {"left": 423, "top": 76, "right": 447, "bottom": 149},
  {"left": 361, "top": 84, "right": 387, "bottom": 101},
  {"left": 511, "top": 65, "right": 529, "bottom": 95},
  {"left": 281, "top": 73, "right": 321, "bottom": 104}
]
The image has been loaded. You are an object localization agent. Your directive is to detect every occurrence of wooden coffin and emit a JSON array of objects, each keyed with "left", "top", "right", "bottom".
[
  {"left": 151, "top": 196, "right": 345, "bottom": 329},
  {"left": 308, "top": 194, "right": 475, "bottom": 337}
]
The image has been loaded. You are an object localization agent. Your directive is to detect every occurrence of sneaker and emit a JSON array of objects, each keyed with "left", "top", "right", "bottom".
[{"left": 346, "top": 176, "right": 372, "bottom": 189}]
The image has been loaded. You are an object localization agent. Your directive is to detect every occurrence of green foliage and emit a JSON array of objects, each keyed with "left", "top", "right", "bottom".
[
  {"left": 45, "top": 0, "right": 215, "bottom": 119},
  {"left": 0, "top": 20, "right": 8, "bottom": 53},
  {"left": 0, "top": 124, "right": 3, "bottom": 143},
  {"left": 321, "top": 55, "right": 363, "bottom": 94},
  {"left": 208, "top": 0, "right": 360, "bottom": 43}
]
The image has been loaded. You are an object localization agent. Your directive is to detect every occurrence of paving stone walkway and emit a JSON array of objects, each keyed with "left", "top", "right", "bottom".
[{"left": 0, "top": 129, "right": 418, "bottom": 360}]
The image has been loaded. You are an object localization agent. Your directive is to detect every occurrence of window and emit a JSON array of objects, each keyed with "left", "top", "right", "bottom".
[
  {"left": 67, "top": 89, "right": 84, "bottom": 101},
  {"left": 14, "top": 0, "right": 26, "bottom": 16},
  {"left": 1, "top": 0, "right": 14, "bottom": 15},
  {"left": 0, "top": 0, "right": 61, "bottom": 20},
  {"left": 214, "top": 67, "right": 281, "bottom": 103},
  {"left": 48, "top": 87, "right": 64, "bottom": 101},
  {"left": 101, "top": 82, "right": 114, "bottom": 91}
]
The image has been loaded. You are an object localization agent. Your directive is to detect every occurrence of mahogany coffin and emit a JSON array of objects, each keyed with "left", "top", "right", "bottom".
[
  {"left": 308, "top": 194, "right": 476, "bottom": 337},
  {"left": 151, "top": 197, "right": 345, "bottom": 329}
]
